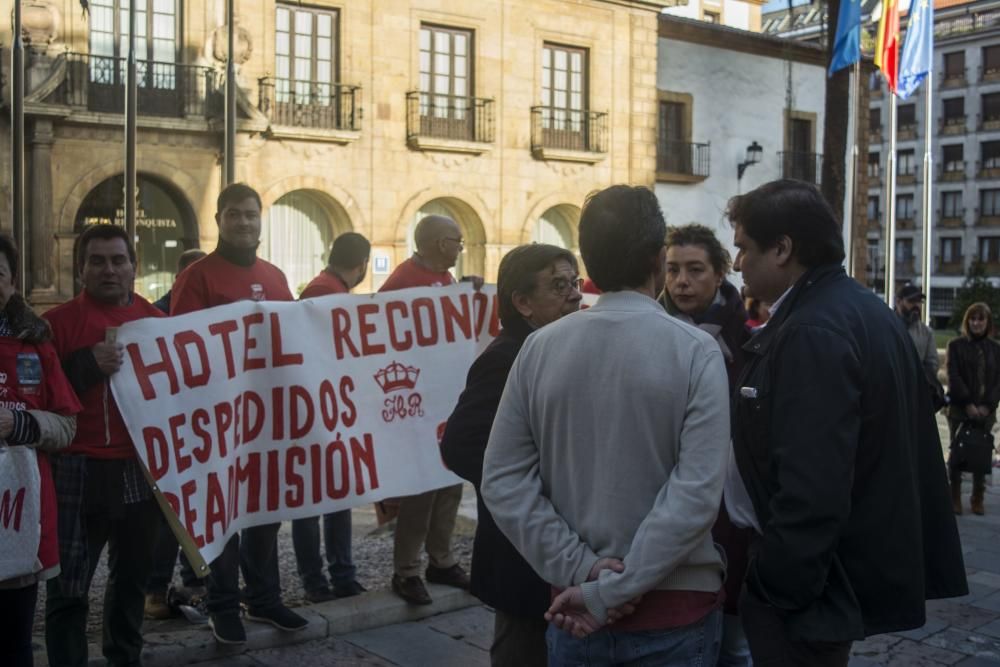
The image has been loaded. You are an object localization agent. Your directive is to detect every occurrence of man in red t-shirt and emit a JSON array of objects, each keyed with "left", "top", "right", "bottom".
[
  {"left": 170, "top": 183, "right": 306, "bottom": 645},
  {"left": 379, "top": 215, "right": 481, "bottom": 605},
  {"left": 44, "top": 224, "right": 165, "bottom": 667},
  {"left": 293, "top": 233, "right": 370, "bottom": 602}
]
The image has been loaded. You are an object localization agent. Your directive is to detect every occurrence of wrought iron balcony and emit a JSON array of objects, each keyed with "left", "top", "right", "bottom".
[
  {"left": 939, "top": 115, "right": 967, "bottom": 135},
  {"left": 406, "top": 91, "right": 494, "bottom": 145},
  {"left": 940, "top": 68, "right": 968, "bottom": 89},
  {"left": 939, "top": 162, "right": 967, "bottom": 181},
  {"left": 57, "top": 52, "right": 219, "bottom": 118},
  {"left": 656, "top": 140, "right": 710, "bottom": 181},
  {"left": 938, "top": 207, "right": 967, "bottom": 227},
  {"left": 258, "top": 79, "right": 361, "bottom": 131},
  {"left": 530, "top": 106, "right": 608, "bottom": 155},
  {"left": 779, "top": 151, "right": 822, "bottom": 184}
]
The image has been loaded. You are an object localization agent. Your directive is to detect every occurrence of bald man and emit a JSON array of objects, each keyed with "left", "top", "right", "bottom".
[{"left": 379, "top": 215, "right": 481, "bottom": 605}]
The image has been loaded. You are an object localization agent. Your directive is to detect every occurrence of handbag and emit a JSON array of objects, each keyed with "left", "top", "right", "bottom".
[
  {"left": 0, "top": 445, "right": 42, "bottom": 581},
  {"left": 954, "top": 422, "right": 995, "bottom": 476}
]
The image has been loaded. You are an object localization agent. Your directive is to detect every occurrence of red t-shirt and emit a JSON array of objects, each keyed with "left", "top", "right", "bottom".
[
  {"left": 0, "top": 336, "right": 82, "bottom": 575},
  {"left": 551, "top": 586, "right": 721, "bottom": 632},
  {"left": 300, "top": 270, "right": 349, "bottom": 299},
  {"left": 379, "top": 257, "right": 455, "bottom": 292},
  {"left": 44, "top": 292, "right": 163, "bottom": 459},
  {"left": 170, "top": 252, "right": 294, "bottom": 315}
]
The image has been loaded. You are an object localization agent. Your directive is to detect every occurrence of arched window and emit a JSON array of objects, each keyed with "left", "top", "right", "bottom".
[
  {"left": 408, "top": 198, "right": 487, "bottom": 279},
  {"left": 533, "top": 205, "right": 578, "bottom": 249}
]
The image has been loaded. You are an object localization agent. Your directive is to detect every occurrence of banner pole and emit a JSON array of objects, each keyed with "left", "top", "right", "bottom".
[
  {"left": 884, "top": 92, "right": 898, "bottom": 305},
  {"left": 921, "top": 70, "right": 934, "bottom": 326}
]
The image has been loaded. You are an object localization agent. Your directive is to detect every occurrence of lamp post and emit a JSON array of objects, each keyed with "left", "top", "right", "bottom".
[{"left": 737, "top": 141, "right": 764, "bottom": 180}]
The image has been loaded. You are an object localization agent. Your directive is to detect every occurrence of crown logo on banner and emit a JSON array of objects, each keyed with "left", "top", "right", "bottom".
[{"left": 373, "top": 361, "right": 420, "bottom": 394}]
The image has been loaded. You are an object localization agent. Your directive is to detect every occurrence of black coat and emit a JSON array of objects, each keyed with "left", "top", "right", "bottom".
[
  {"left": 946, "top": 335, "right": 1000, "bottom": 414},
  {"left": 732, "top": 264, "right": 967, "bottom": 643},
  {"left": 439, "top": 317, "right": 550, "bottom": 618}
]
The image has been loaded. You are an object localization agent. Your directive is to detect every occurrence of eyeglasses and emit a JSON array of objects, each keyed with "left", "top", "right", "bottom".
[
  {"left": 550, "top": 277, "right": 584, "bottom": 297},
  {"left": 442, "top": 237, "right": 465, "bottom": 248}
]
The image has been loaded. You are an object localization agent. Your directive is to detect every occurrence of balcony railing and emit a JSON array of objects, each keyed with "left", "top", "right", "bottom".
[
  {"left": 258, "top": 78, "right": 360, "bottom": 131},
  {"left": 938, "top": 207, "right": 966, "bottom": 227},
  {"left": 978, "top": 113, "right": 1000, "bottom": 131},
  {"left": 939, "top": 162, "right": 967, "bottom": 181},
  {"left": 940, "top": 69, "right": 968, "bottom": 88},
  {"left": 897, "top": 123, "right": 918, "bottom": 140},
  {"left": 779, "top": 151, "right": 822, "bottom": 184},
  {"left": 940, "top": 116, "right": 967, "bottom": 135},
  {"left": 977, "top": 213, "right": 1000, "bottom": 227},
  {"left": 980, "top": 65, "right": 1000, "bottom": 83},
  {"left": 656, "top": 140, "right": 710, "bottom": 179},
  {"left": 937, "top": 259, "right": 966, "bottom": 275},
  {"left": 530, "top": 107, "right": 608, "bottom": 154},
  {"left": 57, "top": 52, "right": 219, "bottom": 118},
  {"left": 898, "top": 164, "right": 919, "bottom": 183},
  {"left": 406, "top": 92, "right": 494, "bottom": 144},
  {"left": 976, "top": 160, "right": 1000, "bottom": 179},
  {"left": 936, "top": 10, "right": 1000, "bottom": 38}
]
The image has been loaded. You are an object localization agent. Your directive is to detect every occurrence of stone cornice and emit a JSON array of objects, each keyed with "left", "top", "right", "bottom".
[{"left": 658, "top": 15, "right": 826, "bottom": 66}]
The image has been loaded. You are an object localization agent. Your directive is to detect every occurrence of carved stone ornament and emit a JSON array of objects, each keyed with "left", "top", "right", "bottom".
[
  {"left": 211, "top": 21, "right": 253, "bottom": 65},
  {"left": 18, "top": 0, "right": 60, "bottom": 49}
]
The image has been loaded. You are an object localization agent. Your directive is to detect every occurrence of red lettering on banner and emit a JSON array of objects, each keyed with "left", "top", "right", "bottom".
[
  {"left": 474, "top": 291, "right": 501, "bottom": 338},
  {"left": 331, "top": 308, "right": 360, "bottom": 360},
  {"left": 441, "top": 294, "right": 473, "bottom": 342},
  {"left": 243, "top": 391, "right": 264, "bottom": 443},
  {"left": 340, "top": 376, "right": 357, "bottom": 427},
  {"left": 357, "top": 303, "right": 386, "bottom": 355},
  {"left": 386, "top": 301, "right": 413, "bottom": 351},
  {"left": 208, "top": 320, "right": 240, "bottom": 379},
  {"left": 214, "top": 401, "right": 233, "bottom": 458},
  {"left": 412, "top": 298, "right": 439, "bottom": 346},
  {"left": 232, "top": 394, "right": 243, "bottom": 448},
  {"left": 181, "top": 480, "right": 204, "bottom": 548},
  {"left": 271, "top": 386, "right": 285, "bottom": 441},
  {"left": 309, "top": 443, "right": 323, "bottom": 504},
  {"left": 204, "top": 472, "right": 227, "bottom": 543},
  {"left": 128, "top": 338, "right": 180, "bottom": 401},
  {"left": 267, "top": 450, "right": 280, "bottom": 512},
  {"left": 173, "top": 330, "right": 210, "bottom": 388},
  {"left": 270, "top": 312, "right": 304, "bottom": 367},
  {"left": 236, "top": 453, "right": 261, "bottom": 514},
  {"left": 325, "top": 439, "right": 350, "bottom": 500},
  {"left": 169, "top": 413, "right": 191, "bottom": 474},
  {"left": 191, "top": 409, "right": 212, "bottom": 464},
  {"left": 290, "top": 385, "right": 315, "bottom": 439},
  {"left": 242, "top": 313, "right": 266, "bottom": 371},
  {"left": 0, "top": 487, "right": 26, "bottom": 531},
  {"left": 285, "top": 446, "right": 306, "bottom": 508},
  {"left": 351, "top": 433, "right": 380, "bottom": 494},
  {"left": 142, "top": 426, "right": 170, "bottom": 480},
  {"left": 319, "top": 380, "right": 339, "bottom": 431}
]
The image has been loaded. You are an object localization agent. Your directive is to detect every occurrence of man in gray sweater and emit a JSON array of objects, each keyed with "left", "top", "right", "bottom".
[{"left": 482, "top": 185, "right": 730, "bottom": 665}]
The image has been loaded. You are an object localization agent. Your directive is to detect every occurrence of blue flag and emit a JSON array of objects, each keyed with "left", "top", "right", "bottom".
[
  {"left": 829, "top": 0, "right": 862, "bottom": 75},
  {"left": 898, "top": 0, "right": 934, "bottom": 99}
]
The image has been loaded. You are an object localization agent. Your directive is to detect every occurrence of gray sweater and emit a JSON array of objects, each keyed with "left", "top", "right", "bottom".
[{"left": 482, "top": 290, "right": 730, "bottom": 623}]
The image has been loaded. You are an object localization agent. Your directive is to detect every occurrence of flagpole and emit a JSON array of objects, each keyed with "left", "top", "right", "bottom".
[
  {"left": 884, "top": 92, "right": 898, "bottom": 305},
  {"left": 921, "top": 75, "right": 933, "bottom": 326},
  {"left": 846, "top": 60, "right": 861, "bottom": 277},
  {"left": 125, "top": 0, "right": 137, "bottom": 244},
  {"left": 12, "top": 0, "right": 25, "bottom": 294}
]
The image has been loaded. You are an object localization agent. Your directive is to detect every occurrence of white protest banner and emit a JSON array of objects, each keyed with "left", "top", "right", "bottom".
[{"left": 111, "top": 284, "right": 500, "bottom": 563}]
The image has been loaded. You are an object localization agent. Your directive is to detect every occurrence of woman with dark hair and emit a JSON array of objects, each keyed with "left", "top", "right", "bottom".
[
  {"left": 658, "top": 224, "right": 752, "bottom": 667},
  {"left": 0, "top": 235, "right": 80, "bottom": 666},
  {"left": 947, "top": 302, "right": 1000, "bottom": 516}
]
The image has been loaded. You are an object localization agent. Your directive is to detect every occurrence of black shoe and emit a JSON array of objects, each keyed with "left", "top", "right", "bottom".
[
  {"left": 334, "top": 580, "right": 367, "bottom": 598},
  {"left": 209, "top": 613, "right": 247, "bottom": 645},
  {"left": 246, "top": 604, "right": 309, "bottom": 631},
  {"left": 304, "top": 586, "right": 336, "bottom": 603},
  {"left": 392, "top": 574, "right": 432, "bottom": 605},
  {"left": 425, "top": 564, "right": 470, "bottom": 590}
]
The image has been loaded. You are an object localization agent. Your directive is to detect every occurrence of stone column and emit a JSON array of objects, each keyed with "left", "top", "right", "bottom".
[{"left": 28, "top": 118, "right": 55, "bottom": 297}]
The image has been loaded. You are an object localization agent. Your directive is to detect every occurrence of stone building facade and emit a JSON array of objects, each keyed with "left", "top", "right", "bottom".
[{"left": 1, "top": 0, "right": 672, "bottom": 305}]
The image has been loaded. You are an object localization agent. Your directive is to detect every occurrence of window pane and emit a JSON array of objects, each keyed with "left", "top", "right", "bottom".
[
  {"left": 276, "top": 32, "right": 289, "bottom": 56},
  {"left": 296, "top": 34, "right": 311, "bottom": 58},
  {"left": 419, "top": 28, "right": 430, "bottom": 51},
  {"left": 318, "top": 36, "right": 331, "bottom": 61},
  {"left": 453, "top": 78, "right": 466, "bottom": 97},
  {"left": 571, "top": 51, "right": 582, "bottom": 73},
  {"left": 277, "top": 7, "right": 289, "bottom": 31},
  {"left": 454, "top": 33, "right": 467, "bottom": 56},
  {"left": 435, "top": 52, "right": 451, "bottom": 75},
  {"left": 555, "top": 49, "right": 567, "bottom": 70},
  {"left": 296, "top": 11, "right": 312, "bottom": 35},
  {"left": 542, "top": 48, "right": 551, "bottom": 68},
  {"left": 454, "top": 55, "right": 466, "bottom": 77},
  {"left": 420, "top": 51, "right": 430, "bottom": 75},
  {"left": 434, "top": 74, "right": 450, "bottom": 94},
  {"left": 276, "top": 55, "right": 289, "bottom": 78},
  {"left": 318, "top": 14, "right": 332, "bottom": 37},
  {"left": 316, "top": 61, "right": 331, "bottom": 84},
  {"left": 435, "top": 31, "right": 450, "bottom": 54}
]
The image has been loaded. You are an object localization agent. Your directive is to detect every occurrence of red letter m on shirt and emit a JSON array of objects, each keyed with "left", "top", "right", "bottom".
[{"left": 0, "top": 487, "right": 26, "bottom": 531}]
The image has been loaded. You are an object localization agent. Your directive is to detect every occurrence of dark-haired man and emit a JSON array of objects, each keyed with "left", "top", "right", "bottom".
[
  {"left": 483, "top": 185, "right": 730, "bottom": 665},
  {"left": 171, "top": 183, "right": 307, "bottom": 644},
  {"left": 895, "top": 284, "right": 944, "bottom": 408},
  {"left": 292, "top": 232, "right": 371, "bottom": 602},
  {"left": 441, "top": 244, "right": 582, "bottom": 666},
  {"left": 44, "top": 224, "right": 165, "bottom": 667},
  {"left": 727, "top": 179, "right": 966, "bottom": 665}
]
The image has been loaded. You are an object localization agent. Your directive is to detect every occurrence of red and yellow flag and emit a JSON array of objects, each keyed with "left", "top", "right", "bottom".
[{"left": 875, "top": 0, "right": 900, "bottom": 92}]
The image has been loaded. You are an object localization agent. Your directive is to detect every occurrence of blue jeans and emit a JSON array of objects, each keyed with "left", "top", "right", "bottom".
[
  {"left": 546, "top": 608, "right": 722, "bottom": 667},
  {"left": 291, "top": 509, "right": 356, "bottom": 591},
  {"left": 717, "top": 613, "right": 753, "bottom": 667}
]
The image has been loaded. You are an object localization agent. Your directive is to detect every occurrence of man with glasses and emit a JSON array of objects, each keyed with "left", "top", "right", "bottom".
[{"left": 379, "top": 214, "right": 482, "bottom": 605}]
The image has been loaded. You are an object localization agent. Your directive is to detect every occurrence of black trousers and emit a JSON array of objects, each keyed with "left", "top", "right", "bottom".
[
  {"left": 45, "top": 499, "right": 159, "bottom": 667},
  {"left": 0, "top": 583, "right": 38, "bottom": 667},
  {"left": 739, "top": 592, "right": 852, "bottom": 667}
]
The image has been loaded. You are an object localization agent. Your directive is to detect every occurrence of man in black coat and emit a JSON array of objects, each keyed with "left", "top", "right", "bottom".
[
  {"left": 440, "top": 243, "right": 583, "bottom": 666},
  {"left": 727, "top": 180, "right": 968, "bottom": 666}
]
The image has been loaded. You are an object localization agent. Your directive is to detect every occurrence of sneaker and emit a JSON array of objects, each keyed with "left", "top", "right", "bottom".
[
  {"left": 209, "top": 613, "right": 247, "bottom": 645},
  {"left": 425, "top": 564, "right": 470, "bottom": 590},
  {"left": 333, "top": 580, "right": 367, "bottom": 599},
  {"left": 391, "top": 574, "right": 432, "bottom": 605},
  {"left": 144, "top": 592, "right": 172, "bottom": 620},
  {"left": 304, "top": 586, "right": 336, "bottom": 604},
  {"left": 246, "top": 604, "right": 309, "bottom": 631}
]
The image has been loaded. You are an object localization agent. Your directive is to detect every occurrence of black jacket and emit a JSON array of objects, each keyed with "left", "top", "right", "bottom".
[
  {"left": 732, "top": 264, "right": 967, "bottom": 642},
  {"left": 439, "top": 317, "right": 550, "bottom": 617},
  {"left": 946, "top": 335, "right": 1000, "bottom": 414}
]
